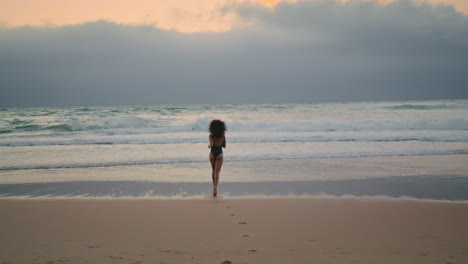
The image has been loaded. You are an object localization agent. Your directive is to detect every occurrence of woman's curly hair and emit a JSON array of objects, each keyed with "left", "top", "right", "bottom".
[{"left": 209, "top": 119, "right": 226, "bottom": 138}]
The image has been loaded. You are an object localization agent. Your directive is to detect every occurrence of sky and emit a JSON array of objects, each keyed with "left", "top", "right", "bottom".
[{"left": 1, "top": 0, "right": 467, "bottom": 106}]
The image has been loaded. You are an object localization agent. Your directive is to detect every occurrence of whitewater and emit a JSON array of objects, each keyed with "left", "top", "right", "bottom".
[
  {"left": 1, "top": 100, "right": 468, "bottom": 199},
  {"left": 1, "top": 100, "right": 468, "bottom": 171}
]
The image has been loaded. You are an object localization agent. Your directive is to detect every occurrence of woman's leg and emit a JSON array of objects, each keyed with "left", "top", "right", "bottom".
[
  {"left": 209, "top": 153, "right": 216, "bottom": 196},
  {"left": 209, "top": 153, "right": 216, "bottom": 184},
  {"left": 214, "top": 154, "right": 224, "bottom": 188}
]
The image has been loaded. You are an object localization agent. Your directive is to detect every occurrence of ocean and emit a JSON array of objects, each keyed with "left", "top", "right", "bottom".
[{"left": 1, "top": 100, "right": 468, "bottom": 199}]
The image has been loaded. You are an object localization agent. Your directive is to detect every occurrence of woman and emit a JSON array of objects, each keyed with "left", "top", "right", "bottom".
[{"left": 208, "top": 119, "right": 226, "bottom": 197}]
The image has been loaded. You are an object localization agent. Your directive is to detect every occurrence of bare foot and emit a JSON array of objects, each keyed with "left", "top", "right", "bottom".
[{"left": 213, "top": 186, "right": 217, "bottom": 197}]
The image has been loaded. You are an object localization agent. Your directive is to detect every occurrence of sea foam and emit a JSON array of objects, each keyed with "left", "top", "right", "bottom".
[{"left": 0, "top": 100, "right": 467, "bottom": 172}]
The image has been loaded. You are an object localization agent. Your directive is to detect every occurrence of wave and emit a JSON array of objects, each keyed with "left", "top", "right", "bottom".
[
  {"left": 1, "top": 116, "right": 468, "bottom": 136},
  {"left": 104, "top": 116, "right": 158, "bottom": 129},
  {"left": 0, "top": 116, "right": 160, "bottom": 133},
  {"left": 1, "top": 130, "right": 467, "bottom": 146},
  {"left": 223, "top": 119, "right": 468, "bottom": 132},
  {"left": 89, "top": 117, "right": 468, "bottom": 132},
  {"left": 1, "top": 148, "right": 467, "bottom": 171},
  {"left": 14, "top": 124, "right": 42, "bottom": 131},
  {"left": 56, "top": 117, "right": 468, "bottom": 133},
  {"left": 384, "top": 103, "right": 467, "bottom": 110},
  {"left": 44, "top": 124, "right": 73, "bottom": 132},
  {"left": 8, "top": 119, "right": 30, "bottom": 125},
  {"left": 0, "top": 117, "right": 467, "bottom": 145}
]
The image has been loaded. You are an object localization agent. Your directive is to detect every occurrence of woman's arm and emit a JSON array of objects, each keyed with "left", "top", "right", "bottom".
[
  {"left": 208, "top": 135, "right": 213, "bottom": 148},
  {"left": 223, "top": 136, "right": 226, "bottom": 148}
]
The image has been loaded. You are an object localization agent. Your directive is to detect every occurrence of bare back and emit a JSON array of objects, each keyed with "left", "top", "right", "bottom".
[{"left": 211, "top": 135, "right": 226, "bottom": 148}]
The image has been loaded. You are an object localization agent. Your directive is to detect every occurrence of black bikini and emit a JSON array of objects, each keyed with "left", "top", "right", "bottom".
[{"left": 210, "top": 136, "right": 224, "bottom": 158}]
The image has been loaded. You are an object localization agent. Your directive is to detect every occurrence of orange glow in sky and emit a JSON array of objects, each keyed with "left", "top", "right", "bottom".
[
  {"left": 0, "top": 0, "right": 246, "bottom": 32},
  {"left": 255, "top": 0, "right": 281, "bottom": 6},
  {"left": 0, "top": 0, "right": 466, "bottom": 33}
]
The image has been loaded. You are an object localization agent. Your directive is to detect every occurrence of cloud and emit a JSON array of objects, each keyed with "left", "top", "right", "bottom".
[
  {"left": 236, "top": 0, "right": 468, "bottom": 56},
  {"left": 2, "top": 0, "right": 467, "bottom": 32},
  {"left": 0, "top": 0, "right": 247, "bottom": 33},
  {"left": 0, "top": 0, "right": 467, "bottom": 106}
]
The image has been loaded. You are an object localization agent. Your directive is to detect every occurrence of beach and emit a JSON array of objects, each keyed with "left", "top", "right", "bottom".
[
  {"left": 1, "top": 101, "right": 467, "bottom": 263},
  {"left": 2, "top": 0, "right": 468, "bottom": 261},
  {"left": 1, "top": 197, "right": 468, "bottom": 264}
]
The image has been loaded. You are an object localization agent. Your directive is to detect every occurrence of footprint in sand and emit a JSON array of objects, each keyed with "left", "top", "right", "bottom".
[
  {"left": 249, "top": 249, "right": 259, "bottom": 253},
  {"left": 238, "top": 221, "right": 247, "bottom": 225},
  {"left": 221, "top": 261, "right": 232, "bottom": 264},
  {"left": 87, "top": 245, "right": 100, "bottom": 249},
  {"left": 107, "top": 256, "right": 124, "bottom": 260},
  {"left": 160, "top": 250, "right": 183, "bottom": 254},
  {"left": 242, "top": 235, "right": 249, "bottom": 237}
]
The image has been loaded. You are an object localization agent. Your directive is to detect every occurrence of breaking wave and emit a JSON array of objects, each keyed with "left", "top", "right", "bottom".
[
  {"left": 383, "top": 103, "right": 464, "bottom": 110},
  {"left": 6, "top": 117, "right": 468, "bottom": 133}
]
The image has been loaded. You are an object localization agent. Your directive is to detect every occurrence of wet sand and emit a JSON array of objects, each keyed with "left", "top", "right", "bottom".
[
  {"left": 1, "top": 197, "right": 468, "bottom": 264},
  {"left": 1, "top": 154, "right": 467, "bottom": 184}
]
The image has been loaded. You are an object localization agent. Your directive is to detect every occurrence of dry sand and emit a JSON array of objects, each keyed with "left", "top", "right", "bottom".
[{"left": 1, "top": 197, "right": 468, "bottom": 264}]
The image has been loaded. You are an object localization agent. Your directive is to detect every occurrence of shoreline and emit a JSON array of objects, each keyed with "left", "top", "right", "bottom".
[
  {"left": 1, "top": 154, "right": 467, "bottom": 184},
  {"left": 2, "top": 173, "right": 468, "bottom": 200},
  {"left": 1, "top": 197, "right": 468, "bottom": 264},
  {"left": 2, "top": 194, "right": 468, "bottom": 204}
]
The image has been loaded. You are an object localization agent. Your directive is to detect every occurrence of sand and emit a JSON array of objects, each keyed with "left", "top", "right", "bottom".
[{"left": 1, "top": 197, "right": 468, "bottom": 264}]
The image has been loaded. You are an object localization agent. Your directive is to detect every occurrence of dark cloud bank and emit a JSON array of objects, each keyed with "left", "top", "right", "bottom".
[{"left": 1, "top": 0, "right": 467, "bottom": 106}]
